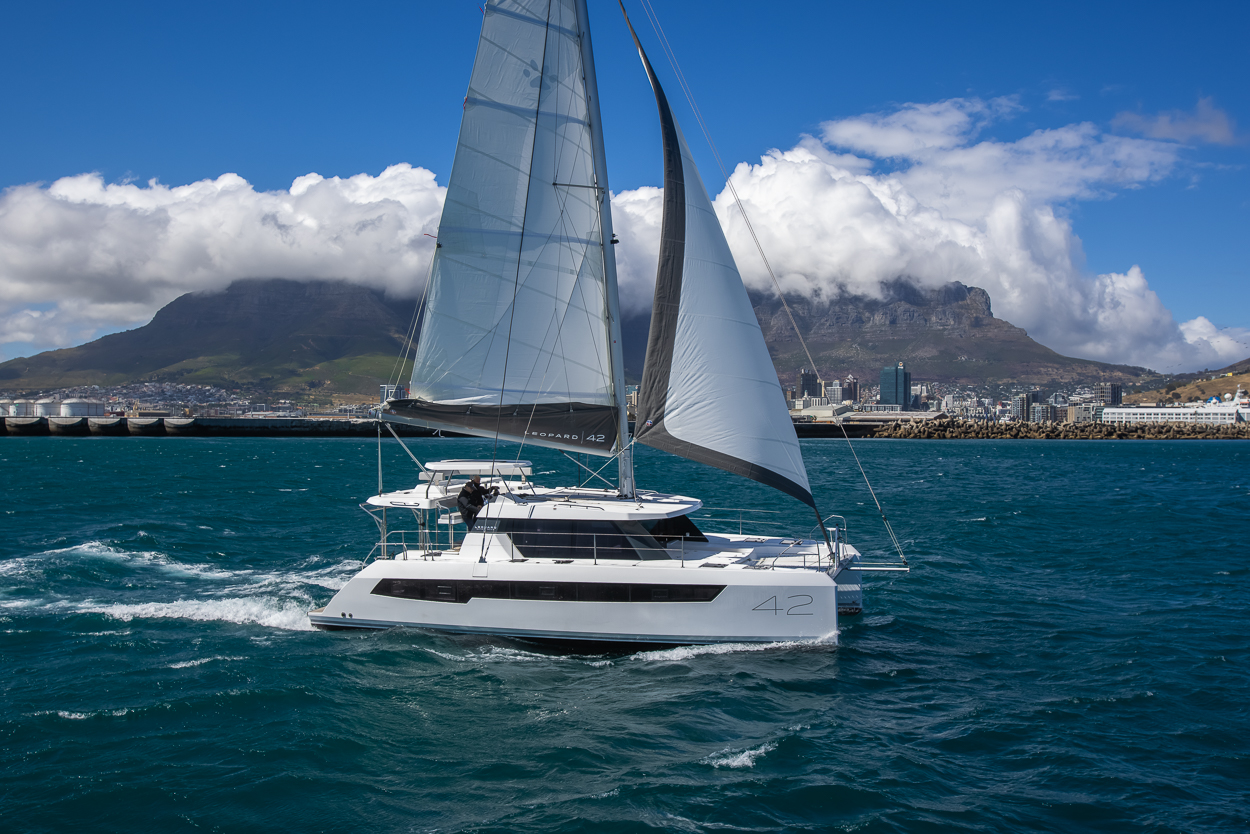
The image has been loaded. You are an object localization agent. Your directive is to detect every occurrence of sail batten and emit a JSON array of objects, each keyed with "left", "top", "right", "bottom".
[
  {"left": 398, "top": 0, "right": 622, "bottom": 457},
  {"left": 623, "top": 8, "right": 815, "bottom": 509}
]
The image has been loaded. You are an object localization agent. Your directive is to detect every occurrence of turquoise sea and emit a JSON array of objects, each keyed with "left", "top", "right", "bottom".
[{"left": 1, "top": 436, "right": 1247, "bottom": 832}]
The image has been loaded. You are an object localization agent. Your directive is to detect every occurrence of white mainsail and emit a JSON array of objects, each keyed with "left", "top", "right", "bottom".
[
  {"left": 624, "top": 12, "right": 815, "bottom": 508},
  {"left": 393, "top": 0, "right": 625, "bottom": 457}
]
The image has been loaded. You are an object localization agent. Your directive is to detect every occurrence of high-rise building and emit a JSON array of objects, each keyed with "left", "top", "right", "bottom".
[
  {"left": 879, "top": 362, "right": 911, "bottom": 410},
  {"left": 1029, "top": 403, "right": 1057, "bottom": 423},
  {"left": 825, "top": 380, "right": 844, "bottom": 403},
  {"left": 1093, "top": 383, "right": 1122, "bottom": 405},
  {"left": 798, "top": 368, "right": 821, "bottom": 399},
  {"left": 1011, "top": 391, "right": 1042, "bottom": 420},
  {"left": 843, "top": 375, "right": 859, "bottom": 403}
]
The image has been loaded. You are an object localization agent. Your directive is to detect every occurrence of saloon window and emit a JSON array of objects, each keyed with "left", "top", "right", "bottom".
[
  {"left": 498, "top": 519, "right": 670, "bottom": 560},
  {"left": 641, "top": 515, "right": 707, "bottom": 544}
]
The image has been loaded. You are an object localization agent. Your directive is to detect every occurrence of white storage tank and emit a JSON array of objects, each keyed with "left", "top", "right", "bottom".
[
  {"left": 0, "top": 399, "right": 12, "bottom": 416},
  {"left": 35, "top": 398, "right": 60, "bottom": 417},
  {"left": 60, "top": 398, "right": 106, "bottom": 417},
  {"left": 12, "top": 398, "right": 35, "bottom": 417}
]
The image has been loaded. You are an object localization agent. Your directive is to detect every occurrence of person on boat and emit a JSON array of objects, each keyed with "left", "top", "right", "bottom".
[{"left": 457, "top": 475, "right": 498, "bottom": 530}]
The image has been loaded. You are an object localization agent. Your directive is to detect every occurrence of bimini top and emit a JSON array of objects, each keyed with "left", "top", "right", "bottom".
[{"left": 423, "top": 460, "right": 533, "bottom": 477}]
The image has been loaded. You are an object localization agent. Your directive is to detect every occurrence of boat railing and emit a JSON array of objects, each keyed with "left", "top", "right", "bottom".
[
  {"left": 366, "top": 529, "right": 439, "bottom": 564},
  {"left": 368, "top": 526, "right": 691, "bottom": 565},
  {"left": 364, "top": 520, "right": 840, "bottom": 570},
  {"left": 692, "top": 506, "right": 787, "bottom": 536}
]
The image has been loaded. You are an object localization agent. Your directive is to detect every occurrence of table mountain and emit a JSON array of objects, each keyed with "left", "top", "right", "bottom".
[
  {"left": 2, "top": 277, "right": 1156, "bottom": 396},
  {"left": 747, "top": 279, "right": 1153, "bottom": 388}
]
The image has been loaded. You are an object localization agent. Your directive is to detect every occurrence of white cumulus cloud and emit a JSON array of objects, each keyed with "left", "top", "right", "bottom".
[
  {"left": 0, "top": 164, "right": 444, "bottom": 356},
  {"left": 687, "top": 98, "right": 1247, "bottom": 372},
  {"left": 0, "top": 97, "right": 1246, "bottom": 373}
]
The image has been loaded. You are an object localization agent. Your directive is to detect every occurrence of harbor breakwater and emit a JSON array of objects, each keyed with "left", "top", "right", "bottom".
[
  {"left": 4, "top": 414, "right": 1247, "bottom": 440},
  {"left": 0, "top": 416, "right": 445, "bottom": 438},
  {"left": 865, "top": 416, "right": 1250, "bottom": 440}
]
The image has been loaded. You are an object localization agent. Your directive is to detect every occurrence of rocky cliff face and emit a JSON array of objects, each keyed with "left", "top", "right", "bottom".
[
  {"left": 750, "top": 280, "right": 1151, "bottom": 387},
  {"left": 3, "top": 277, "right": 1154, "bottom": 395}
]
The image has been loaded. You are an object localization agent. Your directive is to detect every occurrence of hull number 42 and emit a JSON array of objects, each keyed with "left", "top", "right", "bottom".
[{"left": 752, "top": 595, "right": 814, "bottom": 615}]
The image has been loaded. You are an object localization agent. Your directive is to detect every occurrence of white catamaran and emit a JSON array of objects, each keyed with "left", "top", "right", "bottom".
[{"left": 309, "top": 0, "right": 903, "bottom": 644}]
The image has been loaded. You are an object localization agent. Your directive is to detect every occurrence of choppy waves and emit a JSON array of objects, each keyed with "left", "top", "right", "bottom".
[{"left": 1, "top": 437, "right": 1247, "bottom": 833}]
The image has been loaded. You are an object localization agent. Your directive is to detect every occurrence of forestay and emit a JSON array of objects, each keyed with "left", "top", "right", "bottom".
[
  {"left": 624, "top": 12, "right": 815, "bottom": 509},
  {"left": 390, "top": 0, "right": 622, "bottom": 456}
]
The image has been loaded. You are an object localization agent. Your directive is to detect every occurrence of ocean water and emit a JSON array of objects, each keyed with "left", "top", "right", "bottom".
[{"left": 1, "top": 436, "right": 1247, "bottom": 833}]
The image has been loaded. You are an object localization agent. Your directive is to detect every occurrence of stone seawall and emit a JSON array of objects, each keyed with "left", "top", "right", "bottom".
[
  {"left": 868, "top": 418, "right": 1250, "bottom": 441},
  {"left": 1, "top": 417, "right": 455, "bottom": 438}
]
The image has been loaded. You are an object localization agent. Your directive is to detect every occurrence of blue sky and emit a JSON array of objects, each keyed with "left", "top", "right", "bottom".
[{"left": 1, "top": 0, "right": 1247, "bottom": 370}]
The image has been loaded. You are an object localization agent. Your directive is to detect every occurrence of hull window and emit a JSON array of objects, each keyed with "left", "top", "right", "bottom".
[{"left": 371, "top": 579, "right": 724, "bottom": 604}]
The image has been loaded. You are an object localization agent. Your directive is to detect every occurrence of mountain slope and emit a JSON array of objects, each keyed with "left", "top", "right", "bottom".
[
  {"left": 749, "top": 280, "right": 1153, "bottom": 387},
  {"left": 2, "top": 277, "right": 1159, "bottom": 396},
  {"left": 0, "top": 279, "right": 419, "bottom": 394}
]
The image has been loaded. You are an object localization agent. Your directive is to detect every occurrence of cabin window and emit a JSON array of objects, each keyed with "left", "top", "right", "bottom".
[
  {"left": 641, "top": 515, "right": 707, "bottom": 544},
  {"left": 497, "top": 519, "right": 670, "bottom": 560}
]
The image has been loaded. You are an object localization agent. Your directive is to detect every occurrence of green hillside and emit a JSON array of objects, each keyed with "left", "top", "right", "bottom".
[{"left": 0, "top": 279, "right": 418, "bottom": 396}]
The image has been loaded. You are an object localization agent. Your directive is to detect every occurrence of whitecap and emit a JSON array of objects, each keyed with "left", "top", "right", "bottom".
[
  {"left": 630, "top": 637, "right": 834, "bottom": 662},
  {"left": 78, "top": 597, "right": 313, "bottom": 631},
  {"left": 32, "top": 541, "right": 236, "bottom": 580},
  {"left": 168, "top": 655, "right": 246, "bottom": 669},
  {"left": 0, "top": 557, "right": 34, "bottom": 577},
  {"left": 701, "top": 741, "right": 777, "bottom": 769}
]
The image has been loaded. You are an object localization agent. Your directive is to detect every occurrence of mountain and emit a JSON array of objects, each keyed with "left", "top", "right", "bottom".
[
  {"left": 745, "top": 280, "right": 1154, "bottom": 389},
  {"left": 2, "top": 277, "right": 1158, "bottom": 397},
  {"left": 0, "top": 279, "right": 418, "bottom": 395}
]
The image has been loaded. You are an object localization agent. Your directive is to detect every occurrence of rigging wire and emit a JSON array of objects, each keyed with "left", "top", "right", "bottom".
[
  {"left": 388, "top": 238, "right": 437, "bottom": 390},
  {"left": 638, "top": 0, "right": 906, "bottom": 565}
]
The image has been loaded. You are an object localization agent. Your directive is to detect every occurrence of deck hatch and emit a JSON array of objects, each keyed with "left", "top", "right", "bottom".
[{"left": 371, "top": 578, "right": 725, "bottom": 604}]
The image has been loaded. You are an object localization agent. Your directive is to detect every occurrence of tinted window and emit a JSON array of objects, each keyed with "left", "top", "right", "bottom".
[
  {"left": 499, "top": 519, "right": 670, "bottom": 560},
  {"left": 371, "top": 579, "right": 724, "bottom": 604},
  {"left": 642, "top": 515, "right": 707, "bottom": 544}
]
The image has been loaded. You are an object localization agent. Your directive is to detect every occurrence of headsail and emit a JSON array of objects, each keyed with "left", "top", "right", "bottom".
[
  {"left": 623, "top": 9, "right": 816, "bottom": 508},
  {"left": 388, "top": 0, "right": 625, "bottom": 457}
]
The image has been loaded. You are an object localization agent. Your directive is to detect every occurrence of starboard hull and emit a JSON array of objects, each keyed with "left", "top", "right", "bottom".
[{"left": 310, "top": 559, "right": 839, "bottom": 646}]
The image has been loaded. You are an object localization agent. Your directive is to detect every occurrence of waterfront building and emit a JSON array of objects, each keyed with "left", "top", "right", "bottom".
[
  {"left": 879, "top": 362, "right": 911, "bottom": 410},
  {"left": 843, "top": 375, "right": 859, "bottom": 403},
  {"left": 1011, "top": 391, "right": 1042, "bottom": 421},
  {"left": 1029, "top": 403, "right": 1057, "bottom": 423},
  {"left": 1093, "top": 383, "right": 1123, "bottom": 405},
  {"left": 798, "top": 368, "right": 821, "bottom": 399},
  {"left": 1066, "top": 403, "right": 1097, "bottom": 424},
  {"left": 1100, "top": 403, "right": 1245, "bottom": 425}
]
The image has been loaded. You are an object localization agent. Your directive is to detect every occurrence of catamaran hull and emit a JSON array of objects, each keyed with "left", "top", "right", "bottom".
[{"left": 310, "top": 561, "right": 839, "bottom": 645}]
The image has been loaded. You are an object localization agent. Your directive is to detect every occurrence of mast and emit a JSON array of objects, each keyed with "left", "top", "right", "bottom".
[{"left": 576, "top": 0, "right": 634, "bottom": 497}]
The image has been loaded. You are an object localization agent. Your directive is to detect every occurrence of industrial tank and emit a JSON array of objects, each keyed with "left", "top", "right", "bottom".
[
  {"left": 60, "top": 398, "right": 106, "bottom": 417},
  {"left": 11, "top": 399, "right": 35, "bottom": 417},
  {"left": 0, "top": 399, "right": 12, "bottom": 417},
  {"left": 35, "top": 398, "right": 60, "bottom": 417}
]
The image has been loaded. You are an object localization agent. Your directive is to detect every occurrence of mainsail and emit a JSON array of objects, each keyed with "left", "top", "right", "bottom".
[
  {"left": 624, "top": 11, "right": 816, "bottom": 508},
  {"left": 388, "top": 0, "right": 626, "bottom": 458}
]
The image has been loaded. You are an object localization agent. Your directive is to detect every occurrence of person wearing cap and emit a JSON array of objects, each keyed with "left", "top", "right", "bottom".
[{"left": 457, "top": 475, "right": 499, "bottom": 530}]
